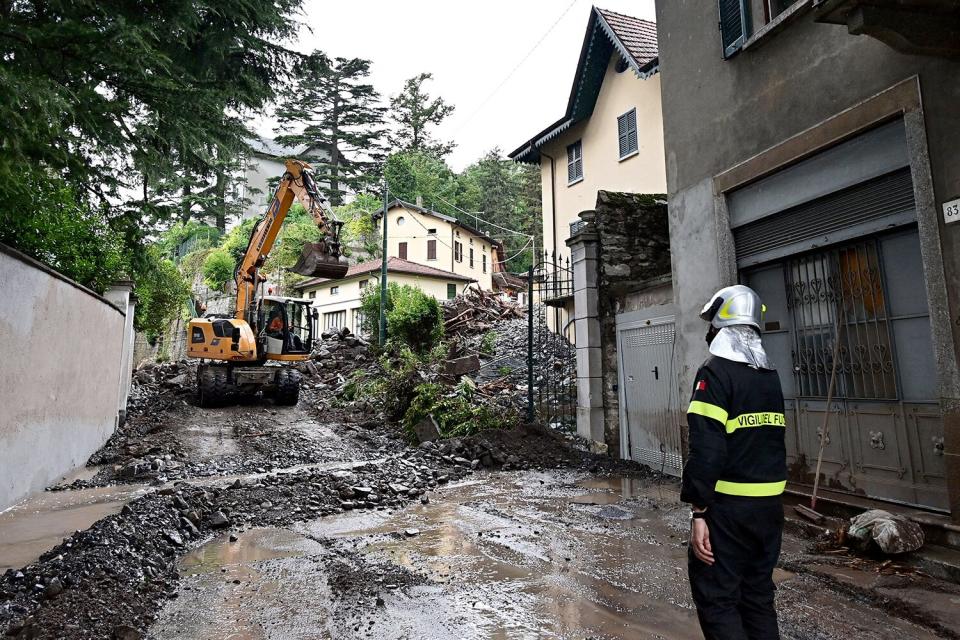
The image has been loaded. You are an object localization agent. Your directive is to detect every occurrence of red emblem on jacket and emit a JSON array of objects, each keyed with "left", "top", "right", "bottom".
[{"left": 696, "top": 380, "right": 707, "bottom": 391}]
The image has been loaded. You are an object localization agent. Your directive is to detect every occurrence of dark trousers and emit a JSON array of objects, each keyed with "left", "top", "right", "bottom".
[{"left": 688, "top": 497, "right": 784, "bottom": 640}]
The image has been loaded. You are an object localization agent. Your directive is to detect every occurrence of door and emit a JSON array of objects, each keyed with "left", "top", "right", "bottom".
[{"left": 617, "top": 315, "right": 683, "bottom": 476}]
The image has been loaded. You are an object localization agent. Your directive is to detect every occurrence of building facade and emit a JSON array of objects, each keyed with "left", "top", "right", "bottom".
[
  {"left": 510, "top": 7, "right": 667, "bottom": 264},
  {"left": 655, "top": 0, "right": 960, "bottom": 517},
  {"left": 377, "top": 199, "right": 502, "bottom": 292},
  {"left": 294, "top": 257, "right": 475, "bottom": 335},
  {"left": 239, "top": 137, "right": 332, "bottom": 220}
]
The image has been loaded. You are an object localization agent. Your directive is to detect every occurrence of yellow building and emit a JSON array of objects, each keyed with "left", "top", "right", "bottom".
[
  {"left": 376, "top": 199, "right": 502, "bottom": 291},
  {"left": 509, "top": 7, "right": 667, "bottom": 263},
  {"left": 293, "top": 257, "right": 475, "bottom": 335}
]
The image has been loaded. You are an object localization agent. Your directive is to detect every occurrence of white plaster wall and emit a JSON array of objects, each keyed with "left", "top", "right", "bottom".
[{"left": 0, "top": 247, "right": 126, "bottom": 510}]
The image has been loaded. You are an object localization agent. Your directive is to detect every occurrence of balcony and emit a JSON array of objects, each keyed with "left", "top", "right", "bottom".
[{"left": 813, "top": 0, "right": 960, "bottom": 57}]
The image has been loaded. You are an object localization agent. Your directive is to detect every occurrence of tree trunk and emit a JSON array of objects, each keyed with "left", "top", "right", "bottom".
[
  {"left": 214, "top": 170, "right": 227, "bottom": 233},
  {"left": 329, "top": 97, "right": 341, "bottom": 206},
  {"left": 180, "top": 176, "right": 192, "bottom": 223}
]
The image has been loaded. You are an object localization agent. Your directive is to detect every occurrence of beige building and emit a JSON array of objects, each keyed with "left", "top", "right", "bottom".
[
  {"left": 509, "top": 7, "right": 666, "bottom": 262},
  {"left": 294, "top": 257, "right": 475, "bottom": 335},
  {"left": 377, "top": 199, "right": 502, "bottom": 291}
]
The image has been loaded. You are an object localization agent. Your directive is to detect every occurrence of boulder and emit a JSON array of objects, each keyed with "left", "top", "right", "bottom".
[{"left": 847, "top": 509, "right": 924, "bottom": 554}]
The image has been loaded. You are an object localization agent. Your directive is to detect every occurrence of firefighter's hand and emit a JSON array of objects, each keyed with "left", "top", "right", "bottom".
[{"left": 690, "top": 518, "right": 714, "bottom": 565}]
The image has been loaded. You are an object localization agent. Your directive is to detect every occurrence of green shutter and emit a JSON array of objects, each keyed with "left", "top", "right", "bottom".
[
  {"left": 447, "top": 283, "right": 457, "bottom": 299},
  {"left": 718, "top": 0, "right": 750, "bottom": 58}
]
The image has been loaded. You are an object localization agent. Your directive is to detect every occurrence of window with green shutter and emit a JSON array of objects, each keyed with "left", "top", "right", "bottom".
[
  {"left": 447, "top": 283, "right": 457, "bottom": 299},
  {"left": 719, "top": 0, "right": 750, "bottom": 58},
  {"left": 617, "top": 108, "right": 638, "bottom": 159}
]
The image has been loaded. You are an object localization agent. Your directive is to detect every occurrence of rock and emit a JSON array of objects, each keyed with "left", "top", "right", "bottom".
[
  {"left": 847, "top": 509, "right": 924, "bottom": 554},
  {"left": 388, "top": 483, "right": 411, "bottom": 494},
  {"left": 207, "top": 511, "right": 231, "bottom": 529},
  {"left": 162, "top": 530, "right": 184, "bottom": 546},
  {"left": 352, "top": 486, "right": 373, "bottom": 497},
  {"left": 420, "top": 495, "right": 430, "bottom": 505},
  {"left": 412, "top": 415, "right": 441, "bottom": 443},
  {"left": 444, "top": 354, "right": 481, "bottom": 376},
  {"left": 113, "top": 625, "right": 143, "bottom": 640},
  {"left": 404, "top": 528, "right": 420, "bottom": 537},
  {"left": 44, "top": 578, "right": 63, "bottom": 598},
  {"left": 229, "top": 534, "right": 239, "bottom": 543}
]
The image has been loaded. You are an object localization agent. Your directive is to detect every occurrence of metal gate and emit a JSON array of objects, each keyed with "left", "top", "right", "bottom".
[
  {"left": 526, "top": 253, "right": 576, "bottom": 432},
  {"left": 616, "top": 313, "right": 683, "bottom": 476}
]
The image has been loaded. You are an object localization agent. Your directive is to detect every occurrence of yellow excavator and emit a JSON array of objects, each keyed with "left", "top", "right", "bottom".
[{"left": 187, "top": 159, "right": 349, "bottom": 407}]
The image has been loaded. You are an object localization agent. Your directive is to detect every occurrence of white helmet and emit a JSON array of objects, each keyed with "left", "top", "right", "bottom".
[{"left": 700, "top": 285, "right": 765, "bottom": 330}]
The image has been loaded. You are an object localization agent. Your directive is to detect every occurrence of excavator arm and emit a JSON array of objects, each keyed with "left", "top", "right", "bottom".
[{"left": 234, "top": 159, "right": 349, "bottom": 327}]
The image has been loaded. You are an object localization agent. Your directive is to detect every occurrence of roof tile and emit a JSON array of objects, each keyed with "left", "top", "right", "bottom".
[
  {"left": 295, "top": 257, "right": 476, "bottom": 289},
  {"left": 596, "top": 8, "right": 659, "bottom": 68}
]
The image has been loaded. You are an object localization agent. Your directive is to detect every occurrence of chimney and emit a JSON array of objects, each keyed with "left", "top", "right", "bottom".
[{"left": 415, "top": 194, "right": 423, "bottom": 208}]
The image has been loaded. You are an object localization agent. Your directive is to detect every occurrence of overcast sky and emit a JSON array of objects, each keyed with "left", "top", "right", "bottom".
[{"left": 252, "top": 0, "right": 658, "bottom": 171}]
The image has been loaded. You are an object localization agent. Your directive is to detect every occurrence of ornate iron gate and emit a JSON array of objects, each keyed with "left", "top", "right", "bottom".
[{"left": 526, "top": 253, "right": 576, "bottom": 432}]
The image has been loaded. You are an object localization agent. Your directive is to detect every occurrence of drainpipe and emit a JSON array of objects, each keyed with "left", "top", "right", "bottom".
[{"left": 539, "top": 149, "right": 558, "bottom": 265}]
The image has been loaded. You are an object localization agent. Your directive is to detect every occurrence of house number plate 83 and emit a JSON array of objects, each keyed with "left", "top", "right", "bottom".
[{"left": 944, "top": 197, "right": 960, "bottom": 224}]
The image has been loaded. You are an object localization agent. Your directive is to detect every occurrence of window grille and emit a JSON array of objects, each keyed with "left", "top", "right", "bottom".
[
  {"left": 786, "top": 238, "right": 897, "bottom": 400},
  {"left": 617, "top": 109, "right": 638, "bottom": 159},
  {"left": 567, "top": 140, "right": 583, "bottom": 183},
  {"left": 324, "top": 310, "right": 346, "bottom": 329}
]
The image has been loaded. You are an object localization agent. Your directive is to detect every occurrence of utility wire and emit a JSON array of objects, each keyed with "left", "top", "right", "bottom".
[
  {"left": 451, "top": 0, "right": 581, "bottom": 135},
  {"left": 433, "top": 194, "right": 533, "bottom": 238},
  {"left": 494, "top": 236, "right": 534, "bottom": 266}
]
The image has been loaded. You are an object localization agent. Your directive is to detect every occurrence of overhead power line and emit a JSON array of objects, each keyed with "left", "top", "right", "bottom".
[
  {"left": 451, "top": 0, "right": 581, "bottom": 135},
  {"left": 433, "top": 194, "right": 533, "bottom": 239}
]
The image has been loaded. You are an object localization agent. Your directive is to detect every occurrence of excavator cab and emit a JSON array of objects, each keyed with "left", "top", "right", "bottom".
[{"left": 260, "top": 297, "right": 318, "bottom": 357}]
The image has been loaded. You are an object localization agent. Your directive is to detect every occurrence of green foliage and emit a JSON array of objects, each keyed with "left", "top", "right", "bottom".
[
  {"left": 221, "top": 218, "right": 258, "bottom": 265},
  {"left": 337, "top": 193, "right": 382, "bottom": 259},
  {"left": 261, "top": 204, "right": 321, "bottom": 293},
  {"left": 384, "top": 151, "right": 460, "bottom": 212},
  {"left": 202, "top": 249, "right": 236, "bottom": 290},
  {"left": 403, "top": 380, "right": 515, "bottom": 439},
  {"left": 135, "top": 248, "right": 191, "bottom": 341},
  {"left": 498, "top": 365, "right": 514, "bottom": 376},
  {"left": 0, "top": 170, "right": 127, "bottom": 294},
  {"left": 157, "top": 221, "right": 221, "bottom": 262},
  {"left": 389, "top": 73, "right": 456, "bottom": 157},
  {"left": 274, "top": 52, "right": 386, "bottom": 203},
  {"left": 479, "top": 331, "right": 497, "bottom": 357},
  {"left": 361, "top": 283, "right": 443, "bottom": 353}
]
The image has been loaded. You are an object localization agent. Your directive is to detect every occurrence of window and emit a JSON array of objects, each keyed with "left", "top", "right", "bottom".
[
  {"left": 469, "top": 247, "right": 474, "bottom": 268},
  {"left": 427, "top": 239, "right": 437, "bottom": 260},
  {"left": 454, "top": 241, "right": 463, "bottom": 263},
  {"left": 718, "top": 0, "right": 750, "bottom": 58},
  {"left": 324, "top": 310, "right": 346, "bottom": 330},
  {"left": 447, "top": 283, "right": 457, "bottom": 299},
  {"left": 330, "top": 285, "right": 339, "bottom": 295},
  {"left": 427, "top": 228, "right": 437, "bottom": 235},
  {"left": 482, "top": 254, "right": 487, "bottom": 273},
  {"left": 359, "top": 279, "right": 368, "bottom": 289},
  {"left": 398, "top": 242, "right": 408, "bottom": 260},
  {"left": 396, "top": 216, "right": 406, "bottom": 226},
  {"left": 765, "top": 0, "right": 795, "bottom": 21},
  {"left": 308, "top": 291, "right": 316, "bottom": 299},
  {"left": 353, "top": 308, "right": 366, "bottom": 335},
  {"left": 617, "top": 109, "right": 638, "bottom": 159},
  {"left": 567, "top": 140, "right": 583, "bottom": 184}
]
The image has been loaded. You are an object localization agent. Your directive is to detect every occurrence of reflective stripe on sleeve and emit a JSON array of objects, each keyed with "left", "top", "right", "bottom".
[
  {"left": 724, "top": 412, "right": 786, "bottom": 434},
  {"left": 687, "top": 400, "right": 728, "bottom": 425},
  {"left": 714, "top": 479, "right": 786, "bottom": 497}
]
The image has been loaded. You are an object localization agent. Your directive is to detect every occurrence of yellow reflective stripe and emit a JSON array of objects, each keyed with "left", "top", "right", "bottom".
[
  {"left": 715, "top": 480, "right": 786, "bottom": 497},
  {"left": 687, "top": 401, "right": 728, "bottom": 425},
  {"left": 724, "top": 412, "right": 786, "bottom": 434}
]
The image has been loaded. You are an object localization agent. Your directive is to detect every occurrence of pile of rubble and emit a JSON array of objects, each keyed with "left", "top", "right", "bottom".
[
  {"left": 298, "top": 327, "right": 373, "bottom": 391},
  {"left": 443, "top": 287, "right": 525, "bottom": 336}
]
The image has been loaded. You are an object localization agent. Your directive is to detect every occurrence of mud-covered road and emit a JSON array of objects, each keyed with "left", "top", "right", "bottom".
[{"left": 2, "top": 359, "right": 960, "bottom": 639}]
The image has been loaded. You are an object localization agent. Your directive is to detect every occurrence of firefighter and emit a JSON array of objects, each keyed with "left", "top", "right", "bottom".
[{"left": 682, "top": 284, "right": 786, "bottom": 640}]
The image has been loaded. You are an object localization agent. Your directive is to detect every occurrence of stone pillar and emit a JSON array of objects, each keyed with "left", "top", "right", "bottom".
[{"left": 567, "top": 211, "right": 605, "bottom": 448}]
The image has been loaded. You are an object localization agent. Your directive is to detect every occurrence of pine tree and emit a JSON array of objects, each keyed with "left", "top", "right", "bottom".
[
  {"left": 389, "top": 73, "right": 456, "bottom": 157},
  {"left": 274, "top": 52, "right": 386, "bottom": 206}
]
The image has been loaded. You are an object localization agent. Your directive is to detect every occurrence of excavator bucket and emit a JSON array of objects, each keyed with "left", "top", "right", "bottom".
[{"left": 291, "top": 242, "right": 350, "bottom": 279}]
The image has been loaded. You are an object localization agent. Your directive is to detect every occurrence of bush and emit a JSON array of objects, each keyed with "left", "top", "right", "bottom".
[
  {"left": 134, "top": 247, "right": 191, "bottom": 341},
  {"left": 479, "top": 331, "right": 497, "bottom": 356},
  {"left": 202, "top": 248, "right": 235, "bottom": 290},
  {"left": 360, "top": 283, "right": 443, "bottom": 353},
  {"left": 403, "top": 379, "right": 515, "bottom": 439}
]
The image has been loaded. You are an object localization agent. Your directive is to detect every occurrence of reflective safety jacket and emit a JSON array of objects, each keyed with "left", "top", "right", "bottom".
[{"left": 680, "top": 355, "right": 787, "bottom": 507}]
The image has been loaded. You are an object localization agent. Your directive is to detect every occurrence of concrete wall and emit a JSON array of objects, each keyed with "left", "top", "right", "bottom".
[
  {"left": 540, "top": 56, "right": 667, "bottom": 261},
  {"left": 654, "top": 0, "right": 960, "bottom": 515},
  {"left": 0, "top": 245, "right": 129, "bottom": 510},
  {"left": 385, "top": 205, "right": 496, "bottom": 291}
]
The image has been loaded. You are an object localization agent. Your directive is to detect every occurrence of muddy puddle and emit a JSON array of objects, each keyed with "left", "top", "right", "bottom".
[
  {"left": 0, "top": 469, "right": 150, "bottom": 573},
  {"left": 151, "top": 470, "right": 951, "bottom": 640}
]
